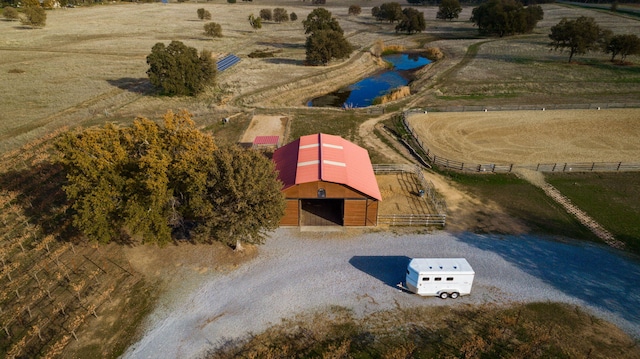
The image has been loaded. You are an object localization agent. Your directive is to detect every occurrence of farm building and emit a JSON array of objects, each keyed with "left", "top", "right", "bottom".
[{"left": 273, "top": 133, "right": 381, "bottom": 226}]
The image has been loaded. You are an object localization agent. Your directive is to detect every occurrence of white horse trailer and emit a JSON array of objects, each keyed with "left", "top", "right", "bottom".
[{"left": 405, "top": 258, "right": 475, "bottom": 299}]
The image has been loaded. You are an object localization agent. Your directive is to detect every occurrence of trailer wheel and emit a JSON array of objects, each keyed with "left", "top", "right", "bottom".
[
  {"left": 439, "top": 292, "right": 448, "bottom": 299},
  {"left": 450, "top": 292, "right": 459, "bottom": 299}
]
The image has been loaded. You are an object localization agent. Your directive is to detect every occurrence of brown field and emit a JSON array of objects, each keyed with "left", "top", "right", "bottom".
[
  {"left": 376, "top": 172, "right": 433, "bottom": 215},
  {"left": 407, "top": 108, "right": 640, "bottom": 165}
]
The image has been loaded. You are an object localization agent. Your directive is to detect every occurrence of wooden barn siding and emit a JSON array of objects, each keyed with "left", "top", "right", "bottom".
[
  {"left": 282, "top": 181, "right": 369, "bottom": 199},
  {"left": 344, "top": 200, "right": 367, "bottom": 226},
  {"left": 280, "top": 199, "right": 300, "bottom": 226},
  {"left": 366, "top": 199, "right": 378, "bottom": 226}
]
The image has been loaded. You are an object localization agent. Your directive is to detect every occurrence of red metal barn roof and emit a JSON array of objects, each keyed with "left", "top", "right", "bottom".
[
  {"left": 273, "top": 133, "right": 382, "bottom": 201},
  {"left": 253, "top": 135, "right": 280, "bottom": 147}
]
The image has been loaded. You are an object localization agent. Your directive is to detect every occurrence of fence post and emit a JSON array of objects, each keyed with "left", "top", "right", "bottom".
[
  {"left": 563, "top": 163, "right": 567, "bottom": 172},
  {"left": 591, "top": 163, "right": 595, "bottom": 171},
  {"left": 509, "top": 164, "right": 513, "bottom": 172},
  {"left": 552, "top": 163, "right": 557, "bottom": 172},
  {"left": 617, "top": 162, "right": 621, "bottom": 171}
]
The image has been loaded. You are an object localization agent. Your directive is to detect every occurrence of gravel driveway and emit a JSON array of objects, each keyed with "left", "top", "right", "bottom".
[{"left": 123, "top": 229, "right": 640, "bottom": 359}]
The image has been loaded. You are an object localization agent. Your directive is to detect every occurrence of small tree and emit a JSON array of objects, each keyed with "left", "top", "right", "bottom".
[
  {"left": 471, "top": 0, "right": 543, "bottom": 37},
  {"left": 303, "top": 8, "right": 342, "bottom": 34},
  {"left": 20, "top": 2, "right": 46, "bottom": 28},
  {"left": 436, "top": 0, "right": 462, "bottom": 21},
  {"left": 549, "top": 16, "right": 601, "bottom": 62},
  {"left": 605, "top": 34, "right": 640, "bottom": 62},
  {"left": 396, "top": 7, "right": 425, "bottom": 34},
  {"left": 259, "top": 8, "right": 272, "bottom": 21},
  {"left": 305, "top": 29, "right": 352, "bottom": 66},
  {"left": 377, "top": 2, "right": 403, "bottom": 23},
  {"left": 348, "top": 5, "right": 361, "bottom": 16},
  {"left": 146, "top": 41, "right": 217, "bottom": 96},
  {"left": 204, "top": 22, "right": 222, "bottom": 37},
  {"left": 197, "top": 8, "right": 212, "bottom": 20},
  {"left": 290, "top": 12, "right": 298, "bottom": 21},
  {"left": 3, "top": 6, "right": 19, "bottom": 21},
  {"left": 273, "top": 8, "right": 288, "bottom": 23},
  {"left": 248, "top": 14, "right": 262, "bottom": 30}
]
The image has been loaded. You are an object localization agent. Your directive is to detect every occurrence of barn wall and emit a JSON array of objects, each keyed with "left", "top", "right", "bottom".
[
  {"left": 366, "top": 199, "right": 378, "bottom": 226},
  {"left": 280, "top": 199, "right": 299, "bottom": 226},
  {"left": 344, "top": 200, "right": 366, "bottom": 226},
  {"left": 283, "top": 181, "right": 368, "bottom": 199}
]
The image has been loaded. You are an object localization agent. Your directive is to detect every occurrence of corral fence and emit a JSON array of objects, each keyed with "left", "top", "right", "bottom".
[
  {"left": 401, "top": 108, "right": 640, "bottom": 173},
  {"left": 373, "top": 164, "right": 447, "bottom": 227}
]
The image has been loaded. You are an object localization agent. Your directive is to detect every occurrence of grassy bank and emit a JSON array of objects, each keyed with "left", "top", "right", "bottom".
[{"left": 205, "top": 303, "right": 640, "bottom": 358}]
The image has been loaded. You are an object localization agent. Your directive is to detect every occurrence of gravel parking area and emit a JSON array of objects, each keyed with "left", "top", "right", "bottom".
[{"left": 124, "top": 229, "right": 640, "bottom": 359}]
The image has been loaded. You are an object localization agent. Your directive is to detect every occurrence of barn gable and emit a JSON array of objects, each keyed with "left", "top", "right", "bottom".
[{"left": 273, "top": 133, "right": 381, "bottom": 226}]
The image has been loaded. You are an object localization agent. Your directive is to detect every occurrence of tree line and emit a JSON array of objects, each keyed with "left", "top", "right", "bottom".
[{"left": 55, "top": 110, "right": 285, "bottom": 247}]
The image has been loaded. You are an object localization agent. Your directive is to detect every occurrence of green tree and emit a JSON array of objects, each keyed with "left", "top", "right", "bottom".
[
  {"left": 204, "top": 145, "right": 286, "bottom": 248},
  {"left": 303, "top": 7, "right": 342, "bottom": 34},
  {"left": 56, "top": 110, "right": 285, "bottom": 245},
  {"left": 146, "top": 41, "right": 216, "bottom": 96},
  {"left": 303, "top": 8, "right": 352, "bottom": 66},
  {"left": 305, "top": 29, "right": 352, "bottom": 66},
  {"left": 273, "top": 7, "right": 288, "bottom": 23},
  {"left": 204, "top": 22, "right": 222, "bottom": 37},
  {"left": 396, "top": 7, "right": 425, "bottom": 34},
  {"left": 348, "top": 5, "right": 361, "bottom": 16},
  {"left": 436, "top": 0, "right": 462, "bottom": 21},
  {"left": 3, "top": 6, "right": 19, "bottom": 21},
  {"left": 290, "top": 12, "right": 298, "bottom": 21},
  {"left": 259, "top": 8, "right": 272, "bottom": 21},
  {"left": 248, "top": 13, "right": 262, "bottom": 30},
  {"left": 605, "top": 34, "right": 640, "bottom": 62},
  {"left": 197, "top": 8, "right": 212, "bottom": 20},
  {"left": 376, "top": 2, "right": 403, "bottom": 23},
  {"left": 471, "top": 0, "right": 543, "bottom": 37},
  {"left": 549, "top": 16, "right": 602, "bottom": 62}
]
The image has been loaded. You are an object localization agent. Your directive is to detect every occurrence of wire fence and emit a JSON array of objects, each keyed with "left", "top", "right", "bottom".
[
  {"left": 402, "top": 108, "right": 640, "bottom": 173},
  {"left": 373, "top": 164, "right": 447, "bottom": 227}
]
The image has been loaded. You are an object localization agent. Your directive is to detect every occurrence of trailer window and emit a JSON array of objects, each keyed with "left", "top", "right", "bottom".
[
  {"left": 421, "top": 277, "right": 429, "bottom": 281},
  {"left": 434, "top": 277, "right": 442, "bottom": 281},
  {"left": 446, "top": 277, "right": 454, "bottom": 281}
]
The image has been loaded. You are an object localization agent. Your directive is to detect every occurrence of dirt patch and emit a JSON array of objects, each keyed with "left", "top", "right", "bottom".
[
  {"left": 239, "top": 115, "right": 288, "bottom": 145},
  {"left": 407, "top": 108, "right": 640, "bottom": 165},
  {"left": 376, "top": 173, "right": 433, "bottom": 215}
]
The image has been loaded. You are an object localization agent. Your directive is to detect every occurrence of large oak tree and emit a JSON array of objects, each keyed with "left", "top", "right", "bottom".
[
  {"left": 549, "top": 16, "right": 602, "bottom": 62},
  {"left": 56, "top": 110, "right": 285, "bottom": 245}
]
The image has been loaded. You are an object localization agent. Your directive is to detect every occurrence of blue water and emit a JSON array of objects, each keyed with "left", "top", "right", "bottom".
[{"left": 308, "top": 54, "right": 431, "bottom": 108}]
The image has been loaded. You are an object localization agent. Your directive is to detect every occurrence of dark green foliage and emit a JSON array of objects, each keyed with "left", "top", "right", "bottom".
[
  {"left": 197, "top": 8, "right": 212, "bottom": 20},
  {"left": 289, "top": 12, "right": 297, "bottom": 21},
  {"left": 395, "top": 7, "right": 425, "bottom": 34},
  {"left": 204, "top": 22, "right": 222, "bottom": 37},
  {"left": 376, "top": 2, "right": 403, "bottom": 22},
  {"left": 348, "top": 5, "right": 361, "bottom": 16},
  {"left": 436, "top": 0, "right": 462, "bottom": 21},
  {"left": 273, "top": 7, "right": 288, "bottom": 23},
  {"left": 305, "top": 29, "right": 352, "bottom": 65},
  {"left": 146, "top": 41, "right": 216, "bottom": 96},
  {"left": 303, "top": 8, "right": 342, "bottom": 34},
  {"left": 549, "top": 16, "right": 602, "bottom": 62},
  {"left": 470, "top": 0, "right": 543, "bottom": 37},
  {"left": 3, "top": 6, "right": 19, "bottom": 20},
  {"left": 248, "top": 14, "right": 262, "bottom": 30},
  {"left": 55, "top": 111, "right": 285, "bottom": 245},
  {"left": 227, "top": 0, "right": 236, "bottom": 3},
  {"left": 605, "top": 33, "right": 640, "bottom": 62},
  {"left": 259, "top": 8, "right": 272, "bottom": 21}
]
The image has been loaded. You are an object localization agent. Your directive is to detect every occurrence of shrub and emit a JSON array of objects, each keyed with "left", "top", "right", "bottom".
[
  {"left": 348, "top": 5, "right": 361, "bottom": 16},
  {"left": 21, "top": 5, "right": 46, "bottom": 27},
  {"left": 3, "top": 6, "right": 19, "bottom": 21},
  {"left": 259, "top": 8, "right": 272, "bottom": 21},
  {"left": 273, "top": 7, "right": 288, "bottom": 23},
  {"left": 197, "top": 8, "right": 212, "bottom": 20},
  {"left": 424, "top": 47, "right": 444, "bottom": 60},
  {"left": 204, "top": 22, "right": 222, "bottom": 37},
  {"left": 290, "top": 12, "right": 298, "bottom": 21}
]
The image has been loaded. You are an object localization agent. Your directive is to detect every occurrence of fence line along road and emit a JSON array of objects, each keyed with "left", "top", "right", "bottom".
[
  {"left": 373, "top": 164, "right": 447, "bottom": 227},
  {"left": 401, "top": 110, "right": 640, "bottom": 174}
]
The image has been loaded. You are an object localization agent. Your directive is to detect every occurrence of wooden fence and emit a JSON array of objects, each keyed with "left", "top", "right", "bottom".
[
  {"left": 373, "top": 164, "right": 447, "bottom": 227},
  {"left": 402, "top": 109, "right": 640, "bottom": 174}
]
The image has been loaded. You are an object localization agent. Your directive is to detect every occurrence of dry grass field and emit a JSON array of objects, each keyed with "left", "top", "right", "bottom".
[{"left": 406, "top": 108, "right": 640, "bottom": 164}]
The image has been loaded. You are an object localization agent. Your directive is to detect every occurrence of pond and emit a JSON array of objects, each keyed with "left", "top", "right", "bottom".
[{"left": 307, "top": 53, "right": 431, "bottom": 108}]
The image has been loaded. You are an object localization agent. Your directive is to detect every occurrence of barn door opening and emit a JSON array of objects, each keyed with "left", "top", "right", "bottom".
[{"left": 300, "top": 199, "right": 343, "bottom": 226}]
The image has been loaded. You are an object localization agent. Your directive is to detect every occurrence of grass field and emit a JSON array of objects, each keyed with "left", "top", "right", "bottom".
[{"left": 1, "top": 1, "right": 640, "bottom": 357}]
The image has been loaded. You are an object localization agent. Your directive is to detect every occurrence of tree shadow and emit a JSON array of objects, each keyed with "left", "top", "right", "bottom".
[
  {"left": 256, "top": 41, "right": 305, "bottom": 50},
  {"left": 349, "top": 255, "right": 411, "bottom": 289},
  {"left": 263, "top": 58, "right": 303, "bottom": 66},
  {"left": 106, "top": 77, "right": 154, "bottom": 94}
]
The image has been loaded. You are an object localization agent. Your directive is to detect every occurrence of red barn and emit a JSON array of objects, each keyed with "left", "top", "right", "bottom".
[{"left": 273, "top": 133, "right": 381, "bottom": 226}]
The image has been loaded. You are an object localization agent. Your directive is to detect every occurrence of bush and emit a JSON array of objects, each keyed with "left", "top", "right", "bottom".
[
  {"left": 146, "top": 41, "right": 216, "bottom": 96},
  {"left": 21, "top": 5, "right": 46, "bottom": 27},
  {"left": 290, "top": 12, "right": 298, "bottom": 21},
  {"left": 424, "top": 47, "right": 444, "bottom": 60},
  {"left": 273, "top": 7, "right": 288, "bottom": 23},
  {"left": 348, "top": 5, "right": 361, "bottom": 16},
  {"left": 3, "top": 6, "right": 19, "bottom": 21},
  {"left": 204, "top": 22, "right": 222, "bottom": 37},
  {"left": 259, "top": 8, "right": 272, "bottom": 21},
  {"left": 197, "top": 8, "right": 212, "bottom": 20},
  {"left": 227, "top": 0, "right": 236, "bottom": 3}
]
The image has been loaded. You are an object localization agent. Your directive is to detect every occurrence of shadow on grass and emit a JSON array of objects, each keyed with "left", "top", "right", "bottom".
[
  {"left": 349, "top": 255, "right": 411, "bottom": 289},
  {"left": 107, "top": 77, "right": 154, "bottom": 94},
  {"left": 457, "top": 233, "right": 640, "bottom": 330}
]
